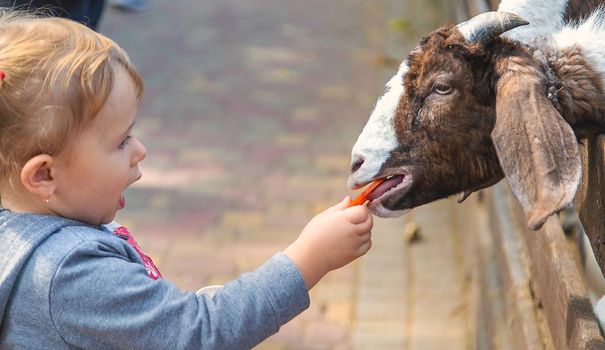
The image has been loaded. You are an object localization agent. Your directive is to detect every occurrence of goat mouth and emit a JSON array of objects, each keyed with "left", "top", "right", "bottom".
[{"left": 366, "top": 174, "right": 412, "bottom": 204}]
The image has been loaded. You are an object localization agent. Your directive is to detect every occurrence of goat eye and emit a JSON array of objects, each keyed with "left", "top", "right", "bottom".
[{"left": 432, "top": 83, "right": 452, "bottom": 95}]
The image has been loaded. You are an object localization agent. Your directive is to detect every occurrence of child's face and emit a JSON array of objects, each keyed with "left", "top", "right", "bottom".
[{"left": 52, "top": 66, "right": 147, "bottom": 225}]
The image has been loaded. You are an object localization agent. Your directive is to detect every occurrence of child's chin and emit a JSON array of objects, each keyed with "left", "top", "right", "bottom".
[{"left": 100, "top": 213, "right": 117, "bottom": 225}]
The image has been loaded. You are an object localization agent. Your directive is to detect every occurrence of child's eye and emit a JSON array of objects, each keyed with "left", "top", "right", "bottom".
[{"left": 119, "top": 135, "right": 132, "bottom": 149}]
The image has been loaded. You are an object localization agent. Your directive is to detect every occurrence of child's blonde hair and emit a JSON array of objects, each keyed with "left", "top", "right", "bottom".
[{"left": 0, "top": 11, "right": 143, "bottom": 185}]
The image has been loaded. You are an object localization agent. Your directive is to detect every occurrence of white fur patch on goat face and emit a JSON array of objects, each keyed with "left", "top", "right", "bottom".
[
  {"left": 349, "top": 61, "right": 408, "bottom": 187},
  {"left": 497, "top": 0, "right": 568, "bottom": 43},
  {"left": 370, "top": 204, "right": 409, "bottom": 218}
]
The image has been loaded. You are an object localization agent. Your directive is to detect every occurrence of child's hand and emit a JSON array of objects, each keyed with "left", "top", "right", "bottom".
[{"left": 284, "top": 197, "right": 373, "bottom": 290}]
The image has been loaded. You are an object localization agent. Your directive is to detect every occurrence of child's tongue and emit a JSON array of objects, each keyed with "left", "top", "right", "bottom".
[{"left": 119, "top": 195, "right": 126, "bottom": 209}]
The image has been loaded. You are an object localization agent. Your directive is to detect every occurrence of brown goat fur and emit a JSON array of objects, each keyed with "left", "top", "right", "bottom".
[
  {"left": 551, "top": 47, "right": 605, "bottom": 132},
  {"left": 564, "top": 0, "right": 605, "bottom": 22}
]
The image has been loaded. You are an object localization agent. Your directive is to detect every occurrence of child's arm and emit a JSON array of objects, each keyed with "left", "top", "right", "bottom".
[
  {"left": 284, "top": 197, "right": 373, "bottom": 289},
  {"left": 45, "top": 199, "right": 371, "bottom": 349},
  {"left": 48, "top": 238, "right": 310, "bottom": 350}
]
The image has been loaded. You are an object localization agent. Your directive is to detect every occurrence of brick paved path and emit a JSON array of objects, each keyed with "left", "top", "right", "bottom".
[{"left": 100, "top": 1, "right": 468, "bottom": 349}]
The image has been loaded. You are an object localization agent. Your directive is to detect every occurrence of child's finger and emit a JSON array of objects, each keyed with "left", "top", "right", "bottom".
[
  {"left": 356, "top": 214, "right": 373, "bottom": 234},
  {"left": 325, "top": 196, "right": 351, "bottom": 213},
  {"left": 357, "top": 231, "right": 372, "bottom": 242},
  {"left": 357, "top": 238, "right": 372, "bottom": 255},
  {"left": 343, "top": 205, "right": 370, "bottom": 224}
]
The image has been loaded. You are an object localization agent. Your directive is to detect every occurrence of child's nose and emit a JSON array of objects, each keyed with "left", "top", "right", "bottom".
[{"left": 132, "top": 137, "right": 147, "bottom": 164}]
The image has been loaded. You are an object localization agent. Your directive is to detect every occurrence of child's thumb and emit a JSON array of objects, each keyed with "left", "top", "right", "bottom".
[{"left": 326, "top": 196, "right": 351, "bottom": 212}]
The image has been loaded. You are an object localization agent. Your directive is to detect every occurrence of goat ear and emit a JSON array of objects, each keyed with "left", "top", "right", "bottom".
[{"left": 492, "top": 72, "right": 581, "bottom": 230}]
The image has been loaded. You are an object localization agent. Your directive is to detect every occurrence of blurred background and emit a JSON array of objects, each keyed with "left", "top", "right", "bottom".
[{"left": 100, "top": 1, "right": 466, "bottom": 349}]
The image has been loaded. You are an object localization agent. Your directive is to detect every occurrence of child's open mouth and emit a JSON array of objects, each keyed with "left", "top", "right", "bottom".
[{"left": 118, "top": 195, "right": 126, "bottom": 209}]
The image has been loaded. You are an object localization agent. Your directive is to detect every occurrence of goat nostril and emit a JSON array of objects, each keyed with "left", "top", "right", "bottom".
[{"left": 351, "top": 158, "right": 364, "bottom": 173}]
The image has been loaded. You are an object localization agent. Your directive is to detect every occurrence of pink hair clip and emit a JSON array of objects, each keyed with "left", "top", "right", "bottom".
[{"left": 0, "top": 71, "right": 5, "bottom": 80}]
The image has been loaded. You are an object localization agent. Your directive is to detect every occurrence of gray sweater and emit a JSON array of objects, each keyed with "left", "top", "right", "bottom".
[{"left": 0, "top": 209, "right": 309, "bottom": 349}]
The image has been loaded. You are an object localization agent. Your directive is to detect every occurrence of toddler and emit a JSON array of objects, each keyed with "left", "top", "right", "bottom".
[{"left": 0, "top": 11, "right": 373, "bottom": 350}]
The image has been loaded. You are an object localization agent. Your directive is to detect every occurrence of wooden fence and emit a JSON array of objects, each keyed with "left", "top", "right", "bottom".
[{"left": 457, "top": 1, "right": 605, "bottom": 349}]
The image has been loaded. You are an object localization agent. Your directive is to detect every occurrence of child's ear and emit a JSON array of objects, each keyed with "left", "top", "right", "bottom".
[{"left": 20, "top": 154, "right": 56, "bottom": 200}]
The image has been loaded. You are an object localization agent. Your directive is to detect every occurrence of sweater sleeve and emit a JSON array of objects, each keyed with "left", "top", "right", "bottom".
[{"left": 49, "top": 240, "right": 310, "bottom": 350}]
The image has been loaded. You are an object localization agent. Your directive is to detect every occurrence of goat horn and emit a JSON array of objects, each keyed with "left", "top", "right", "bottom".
[{"left": 456, "top": 11, "right": 529, "bottom": 44}]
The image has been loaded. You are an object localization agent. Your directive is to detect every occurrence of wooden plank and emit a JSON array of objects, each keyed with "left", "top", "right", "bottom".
[
  {"left": 455, "top": 193, "right": 515, "bottom": 350},
  {"left": 506, "top": 183, "right": 605, "bottom": 350},
  {"left": 574, "top": 136, "right": 605, "bottom": 279},
  {"left": 488, "top": 183, "right": 547, "bottom": 350}
]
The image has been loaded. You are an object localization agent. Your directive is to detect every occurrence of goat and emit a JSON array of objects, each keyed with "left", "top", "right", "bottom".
[{"left": 348, "top": 5, "right": 605, "bottom": 231}]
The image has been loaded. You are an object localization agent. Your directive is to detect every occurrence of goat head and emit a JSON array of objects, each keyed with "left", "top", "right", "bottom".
[{"left": 349, "top": 11, "right": 584, "bottom": 230}]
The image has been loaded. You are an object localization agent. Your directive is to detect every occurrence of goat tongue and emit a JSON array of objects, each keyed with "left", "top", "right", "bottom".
[
  {"left": 348, "top": 178, "right": 387, "bottom": 207},
  {"left": 366, "top": 175, "right": 405, "bottom": 202}
]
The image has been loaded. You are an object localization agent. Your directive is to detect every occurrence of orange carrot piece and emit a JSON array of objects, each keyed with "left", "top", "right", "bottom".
[{"left": 347, "top": 178, "right": 386, "bottom": 207}]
